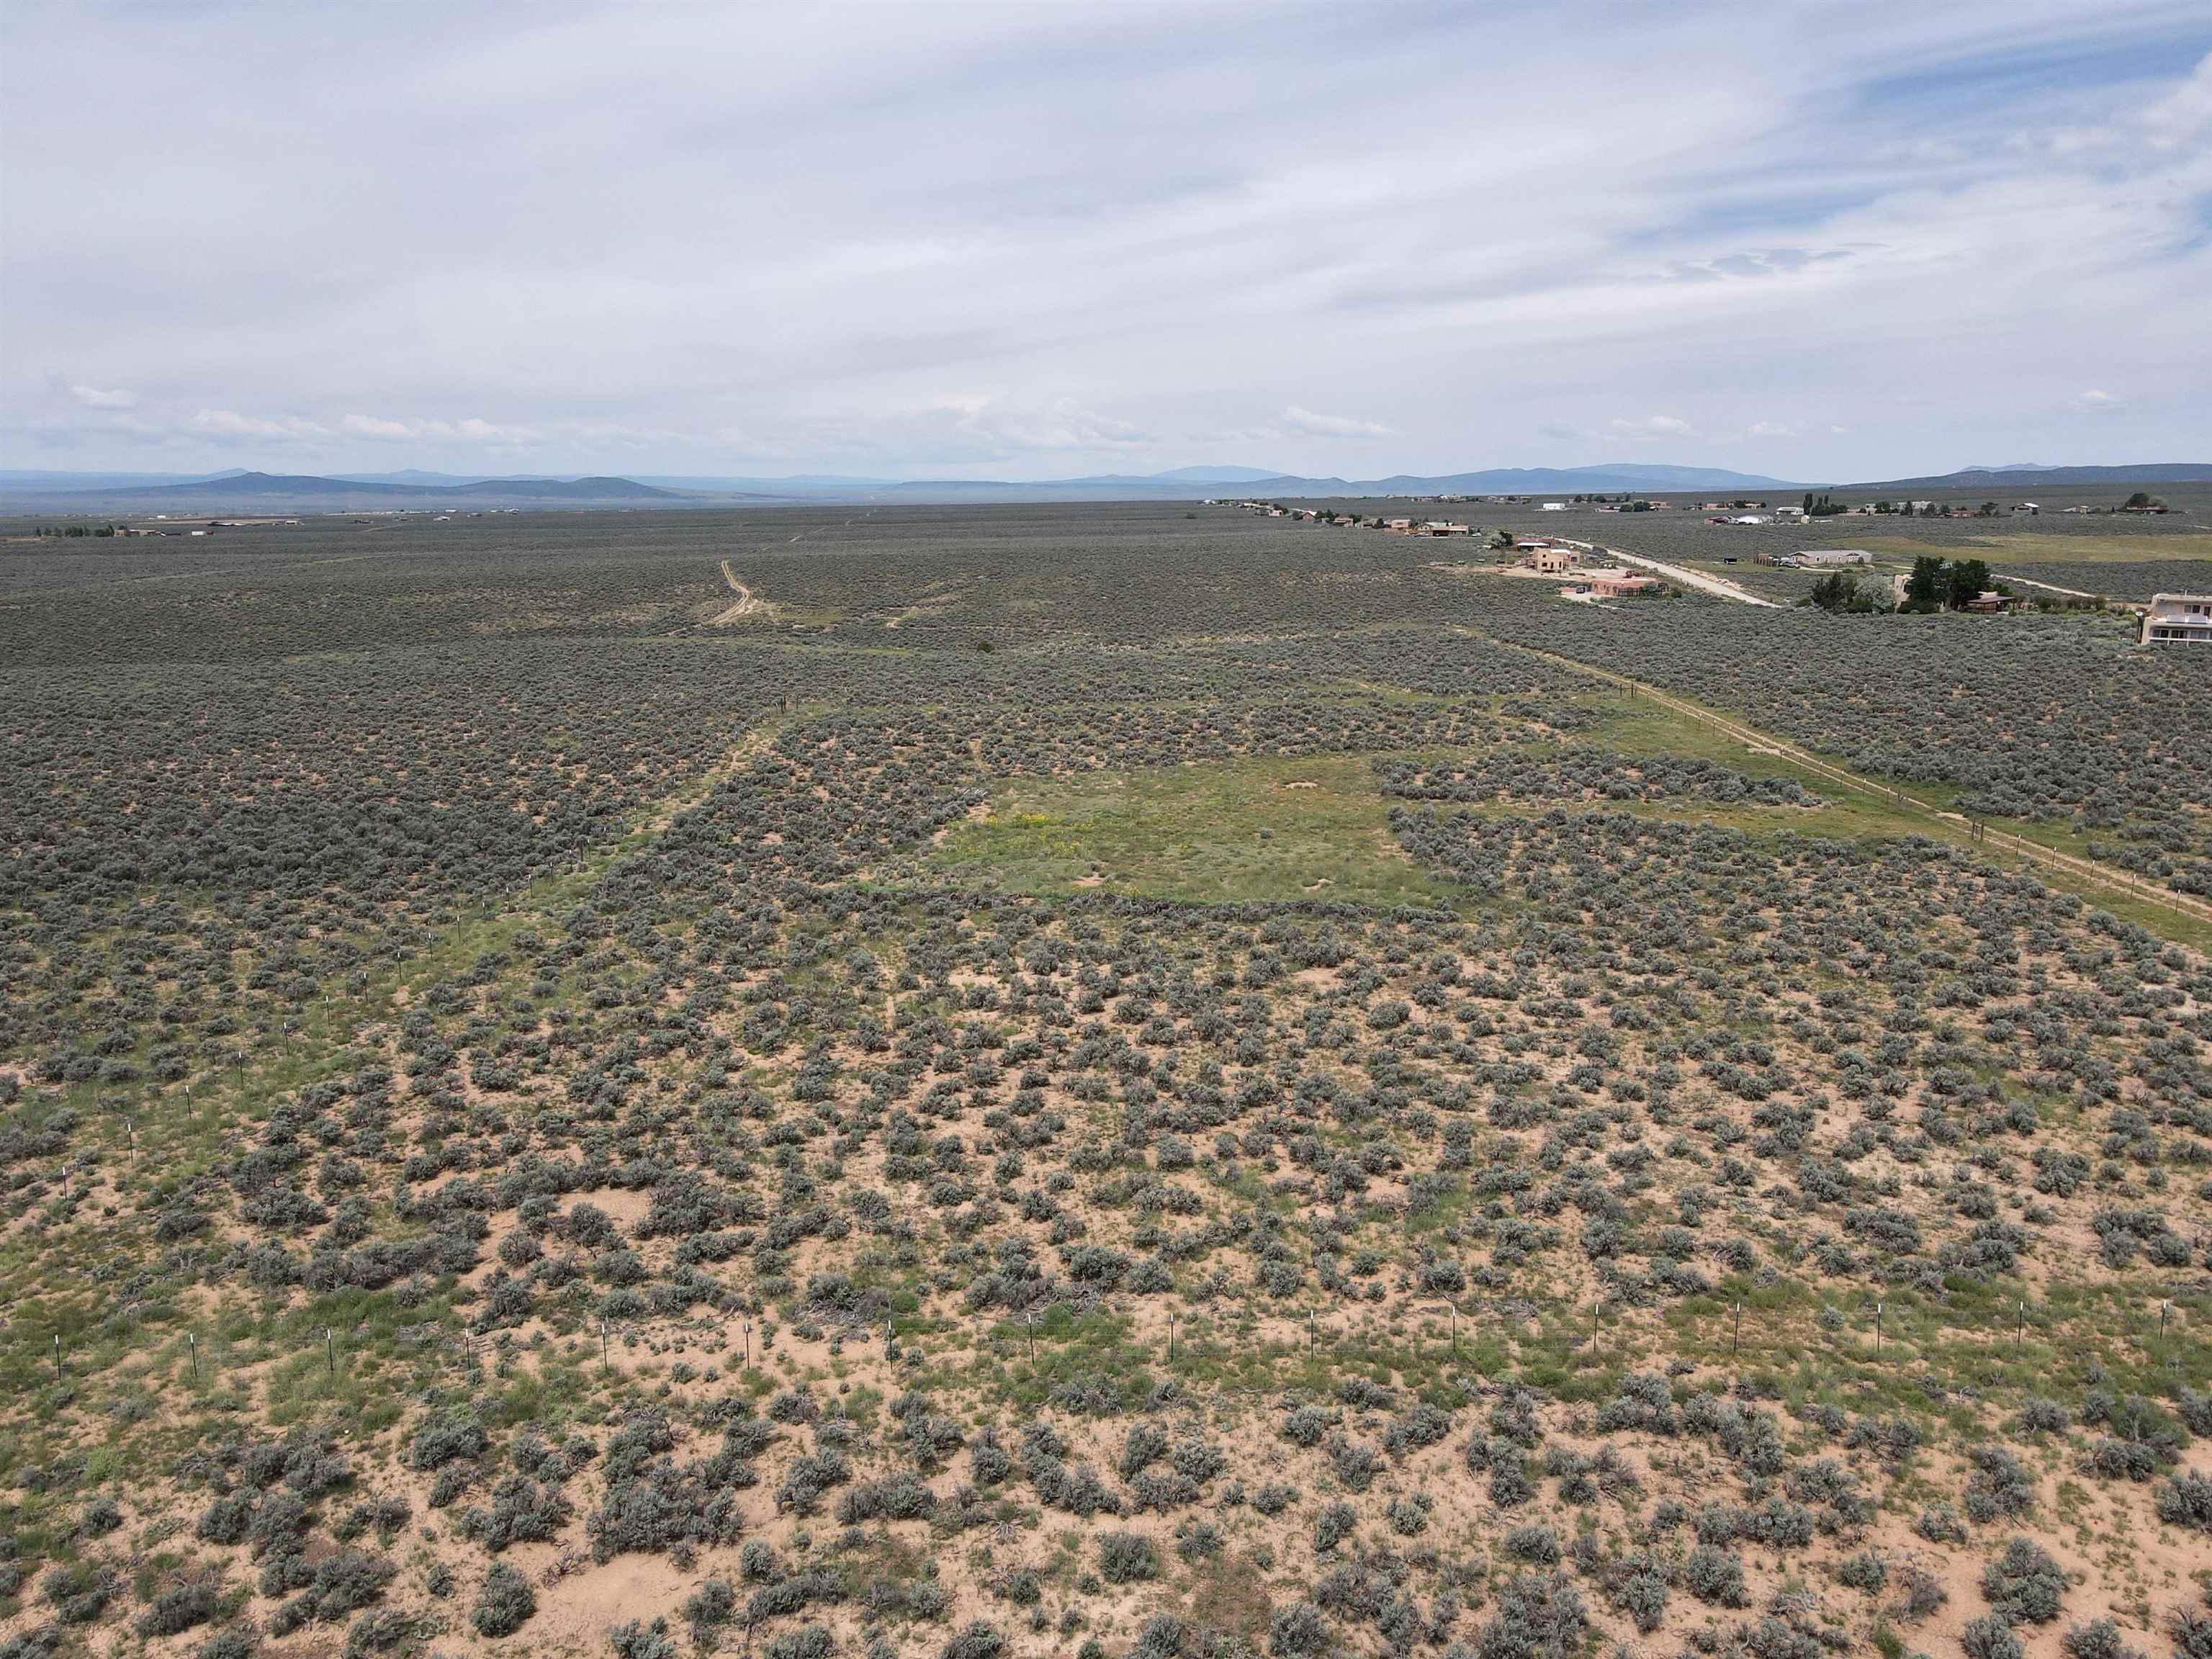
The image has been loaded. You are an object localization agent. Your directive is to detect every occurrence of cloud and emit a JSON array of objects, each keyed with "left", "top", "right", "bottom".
[
  {"left": 341, "top": 413, "right": 543, "bottom": 445},
  {"left": 1745, "top": 421, "right": 1799, "bottom": 439},
  {"left": 340, "top": 414, "right": 416, "bottom": 440},
  {"left": 2072, "top": 388, "right": 2123, "bottom": 414},
  {"left": 1280, "top": 405, "right": 1392, "bottom": 439},
  {"left": 68, "top": 382, "right": 138, "bottom": 409},
  {"left": 1658, "top": 248, "right": 1858, "bottom": 284},
  {"left": 190, "top": 408, "right": 330, "bottom": 441},
  {"left": 4, "top": 7, "right": 2208, "bottom": 478},
  {"left": 1608, "top": 415, "right": 1694, "bottom": 443},
  {"left": 2141, "top": 50, "right": 2212, "bottom": 148}
]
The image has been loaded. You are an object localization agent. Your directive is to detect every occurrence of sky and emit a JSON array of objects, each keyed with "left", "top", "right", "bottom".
[{"left": 5, "top": 0, "right": 2211, "bottom": 482}]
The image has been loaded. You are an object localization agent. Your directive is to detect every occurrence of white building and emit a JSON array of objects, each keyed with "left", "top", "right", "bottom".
[
  {"left": 2141, "top": 593, "right": 2212, "bottom": 646},
  {"left": 1539, "top": 501, "right": 1569, "bottom": 511}
]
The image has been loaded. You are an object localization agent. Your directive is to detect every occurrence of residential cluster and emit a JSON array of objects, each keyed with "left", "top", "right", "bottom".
[
  {"left": 1758, "top": 548, "right": 1872, "bottom": 569},
  {"left": 1220, "top": 501, "right": 1470, "bottom": 534},
  {"left": 1509, "top": 536, "right": 1661, "bottom": 598}
]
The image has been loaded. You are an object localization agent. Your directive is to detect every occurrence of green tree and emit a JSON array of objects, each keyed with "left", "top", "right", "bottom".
[
  {"left": 1808, "top": 573, "right": 1857, "bottom": 612},
  {"left": 1905, "top": 556, "right": 1946, "bottom": 610},
  {"left": 1945, "top": 558, "right": 1992, "bottom": 608}
]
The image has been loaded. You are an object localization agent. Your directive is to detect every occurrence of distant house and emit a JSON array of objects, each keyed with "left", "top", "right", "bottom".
[
  {"left": 1792, "top": 549, "right": 1871, "bottom": 567},
  {"left": 1586, "top": 571, "right": 1658, "bottom": 598},
  {"left": 1730, "top": 514, "right": 1769, "bottom": 526},
  {"left": 2011, "top": 502, "right": 2040, "bottom": 516},
  {"left": 1959, "top": 590, "right": 2020, "bottom": 614},
  {"left": 1522, "top": 546, "right": 1579, "bottom": 575},
  {"left": 1421, "top": 521, "right": 1471, "bottom": 536},
  {"left": 2142, "top": 593, "right": 2212, "bottom": 645},
  {"left": 1539, "top": 501, "right": 1569, "bottom": 511}
]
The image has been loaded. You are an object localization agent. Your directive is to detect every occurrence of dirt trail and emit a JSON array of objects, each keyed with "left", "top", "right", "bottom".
[
  {"left": 1995, "top": 571, "right": 2103, "bottom": 601},
  {"left": 1480, "top": 635, "right": 2212, "bottom": 932},
  {"left": 632, "top": 718, "right": 792, "bottom": 836},
  {"left": 709, "top": 559, "right": 775, "bottom": 624},
  {"left": 1596, "top": 546, "right": 1781, "bottom": 607}
]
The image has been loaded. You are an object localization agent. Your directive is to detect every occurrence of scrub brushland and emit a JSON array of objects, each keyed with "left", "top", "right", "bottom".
[{"left": 1, "top": 499, "right": 2208, "bottom": 1659}]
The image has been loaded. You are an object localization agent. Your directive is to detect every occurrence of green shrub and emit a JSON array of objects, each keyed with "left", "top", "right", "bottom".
[
  {"left": 472, "top": 1563, "right": 536, "bottom": 1638},
  {"left": 1097, "top": 1532, "right": 1159, "bottom": 1584}
]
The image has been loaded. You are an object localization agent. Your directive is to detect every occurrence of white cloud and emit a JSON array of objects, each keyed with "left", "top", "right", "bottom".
[
  {"left": 2072, "top": 389, "right": 2123, "bottom": 414},
  {"left": 2141, "top": 50, "right": 2212, "bottom": 149},
  {"left": 1281, "top": 405, "right": 1392, "bottom": 439},
  {"left": 340, "top": 413, "right": 416, "bottom": 440},
  {"left": 4, "top": 8, "right": 2206, "bottom": 477},
  {"left": 190, "top": 408, "right": 329, "bottom": 441},
  {"left": 1609, "top": 415, "right": 1695, "bottom": 443},
  {"left": 341, "top": 413, "right": 543, "bottom": 445},
  {"left": 68, "top": 382, "right": 138, "bottom": 409}
]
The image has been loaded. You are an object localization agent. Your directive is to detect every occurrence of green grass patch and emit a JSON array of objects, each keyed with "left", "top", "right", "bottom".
[
  {"left": 928, "top": 752, "right": 1462, "bottom": 908},
  {"left": 1856, "top": 531, "right": 2212, "bottom": 567}
]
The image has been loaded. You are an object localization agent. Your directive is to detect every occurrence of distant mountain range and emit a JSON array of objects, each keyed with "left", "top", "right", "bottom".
[
  {"left": 9, "top": 470, "right": 693, "bottom": 503},
  {"left": 855, "top": 464, "right": 1807, "bottom": 502},
  {"left": 1842, "top": 462, "right": 2212, "bottom": 490},
  {"left": 4, "top": 460, "right": 2204, "bottom": 509}
]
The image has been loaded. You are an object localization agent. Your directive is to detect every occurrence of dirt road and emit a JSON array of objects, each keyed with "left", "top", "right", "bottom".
[
  {"left": 1598, "top": 547, "right": 1781, "bottom": 607},
  {"left": 709, "top": 560, "right": 773, "bottom": 624},
  {"left": 1480, "top": 635, "right": 2212, "bottom": 932}
]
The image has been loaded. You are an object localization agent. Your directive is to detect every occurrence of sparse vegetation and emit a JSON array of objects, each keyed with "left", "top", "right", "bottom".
[{"left": 1, "top": 499, "right": 2206, "bottom": 1659}]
